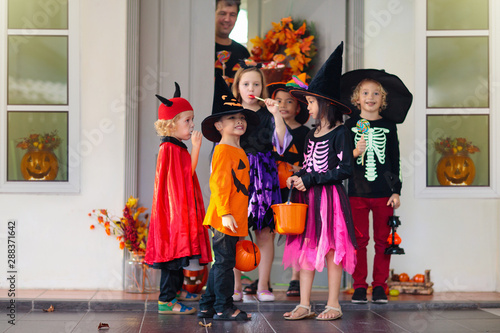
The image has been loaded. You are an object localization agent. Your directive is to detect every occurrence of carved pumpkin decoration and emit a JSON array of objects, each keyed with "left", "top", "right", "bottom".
[
  {"left": 387, "top": 232, "right": 402, "bottom": 245},
  {"left": 235, "top": 240, "right": 261, "bottom": 272},
  {"left": 20, "top": 150, "right": 59, "bottom": 181},
  {"left": 182, "top": 265, "right": 208, "bottom": 294},
  {"left": 436, "top": 154, "right": 476, "bottom": 186}
]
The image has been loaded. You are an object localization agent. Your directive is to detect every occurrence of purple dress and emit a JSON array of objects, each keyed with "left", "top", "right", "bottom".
[{"left": 282, "top": 125, "right": 357, "bottom": 273}]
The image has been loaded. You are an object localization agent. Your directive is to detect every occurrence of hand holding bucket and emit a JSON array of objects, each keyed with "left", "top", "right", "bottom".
[{"left": 271, "top": 181, "right": 308, "bottom": 235}]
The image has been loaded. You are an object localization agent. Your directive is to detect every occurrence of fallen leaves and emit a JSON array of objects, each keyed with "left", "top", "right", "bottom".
[{"left": 43, "top": 305, "right": 54, "bottom": 312}]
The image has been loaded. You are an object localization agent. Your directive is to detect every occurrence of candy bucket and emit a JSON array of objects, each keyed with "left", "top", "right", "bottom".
[
  {"left": 235, "top": 240, "right": 261, "bottom": 272},
  {"left": 272, "top": 202, "right": 307, "bottom": 235}
]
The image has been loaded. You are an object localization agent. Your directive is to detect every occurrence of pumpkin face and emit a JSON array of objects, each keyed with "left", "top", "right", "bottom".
[
  {"left": 235, "top": 240, "right": 261, "bottom": 272},
  {"left": 20, "top": 150, "right": 59, "bottom": 181},
  {"left": 436, "top": 154, "right": 475, "bottom": 186},
  {"left": 182, "top": 266, "right": 208, "bottom": 294}
]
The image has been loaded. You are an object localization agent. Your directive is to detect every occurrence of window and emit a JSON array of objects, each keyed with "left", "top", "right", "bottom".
[{"left": 0, "top": 0, "right": 80, "bottom": 192}]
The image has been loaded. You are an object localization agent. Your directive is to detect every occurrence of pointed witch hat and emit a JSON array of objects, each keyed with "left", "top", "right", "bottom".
[
  {"left": 201, "top": 74, "right": 260, "bottom": 142},
  {"left": 289, "top": 42, "right": 351, "bottom": 114},
  {"left": 156, "top": 82, "right": 193, "bottom": 120},
  {"left": 340, "top": 69, "right": 413, "bottom": 124},
  {"left": 266, "top": 73, "right": 310, "bottom": 124}
]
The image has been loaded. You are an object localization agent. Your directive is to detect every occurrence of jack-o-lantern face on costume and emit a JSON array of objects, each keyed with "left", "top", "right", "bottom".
[
  {"left": 20, "top": 150, "right": 59, "bottom": 181},
  {"left": 436, "top": 154, "right": 476, "bottom": 186}
]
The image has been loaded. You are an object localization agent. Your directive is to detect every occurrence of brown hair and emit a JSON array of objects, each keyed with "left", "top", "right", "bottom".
[
  {"left": 216, "top": 0, "right": 240, "bottom": 12},
  {"left": 232, "top": 66, "right": 269, "bottom": 105},
  {"left": 154, "top": 114, "right": 181, "bottom": 137},
  {"left": 350, "top": 78, "right": 388, "bottom": 111}
]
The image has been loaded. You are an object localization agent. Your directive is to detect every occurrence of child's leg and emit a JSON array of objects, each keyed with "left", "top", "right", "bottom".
[
  {"left": 283, "top": 268, "right": 314, "bottom": 318},
  {"left": 371, "top": 197, "right": 393, "bottom": 289},
  {"left": 317, "top": 250, "right": 342, "bottom": 319},
  {"left": 233, "top": 237, "right": 245, "bottom": 293},
  {"left": 349, "top": 197, "right": 371, "bottom": 289},
  {"left": 199, "top": 264, "right": 216, "bottom": 311},
  {"left": 159, "top": 268, "right": 180, "bottom": 303},
  {"left": 255, "top": 227, "right": 275, "bottom": 293}
]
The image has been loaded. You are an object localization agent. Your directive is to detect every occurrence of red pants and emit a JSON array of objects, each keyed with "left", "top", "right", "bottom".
[{"left": 350, "top": 197, "right": 393, "bottom": 289}]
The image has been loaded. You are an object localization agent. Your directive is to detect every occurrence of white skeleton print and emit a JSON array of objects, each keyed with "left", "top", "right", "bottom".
[
  {"left": 303, "top": 139, "right": 329, "bottom": 173},
  {"left": 351, "top": 127, "right": 390, "bottom": 181}
]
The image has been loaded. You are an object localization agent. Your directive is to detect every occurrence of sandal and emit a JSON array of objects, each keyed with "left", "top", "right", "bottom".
[
  {"left": 316, "top": 305, "right": 342, "bottom": 321},
  {"left": 197, "top": 308, "right": 216, "bottom": 318},
  {"left": 284, "top": 304, "right": 316, "bottom": 320},
  {"left": 286, "top": 280, "right": 300, "bottom": 297},
  {"left": 243, "top": 279, "right": 273, "bottom": 294},
  {"left": 158, "top": 299, "right": 196, "bottom": 315},
  {"left": 213, "top": 307, "right": 251, "bottom": 321},
  {"left": 176, "top": 290, "right": 201, "bottom": 301},
  {"left": 233, "top": 290, "right": 243, "bottom": 302}
]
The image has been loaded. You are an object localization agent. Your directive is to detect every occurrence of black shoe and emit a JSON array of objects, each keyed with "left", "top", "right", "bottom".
[
  {"left": 351, "top": 288, "right": 368, "bottom": 304},
  {"left": 372, "top": 286, "right": 388, "bottom": 304}
]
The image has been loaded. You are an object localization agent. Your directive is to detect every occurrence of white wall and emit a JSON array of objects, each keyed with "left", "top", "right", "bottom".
[
  {"left": 363, "top": 0, "right": 499, "bottom": 292},
  {"left": 0, "top": 0, "right": 128, "bottom": 290}
]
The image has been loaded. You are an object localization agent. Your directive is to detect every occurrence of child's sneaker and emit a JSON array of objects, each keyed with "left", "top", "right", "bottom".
[
  {"left": 233, "top": 290, "right": 243, "bottom": 302},
  {"left": 372, "top": 286, "right": 388, "bottom": 304},
  {"left": 257, "top": 290, "right": 275, "bottom": 302},
  {"left": 351, "top": 288, "right": 368, "bottom": 304},
  {"left": 158, "top": 299, "right": 196, "bottom": 315}
]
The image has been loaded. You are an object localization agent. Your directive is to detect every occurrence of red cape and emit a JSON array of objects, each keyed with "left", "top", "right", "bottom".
[{"left": 145, "top": 140, "right": 212, "bottom": 265}]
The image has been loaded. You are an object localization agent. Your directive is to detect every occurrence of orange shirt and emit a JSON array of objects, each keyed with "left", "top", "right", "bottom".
[{"left": 203, "top": 144, "right": 250, "bottom": 237}]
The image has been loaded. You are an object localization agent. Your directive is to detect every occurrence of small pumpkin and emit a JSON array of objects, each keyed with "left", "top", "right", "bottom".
[
  {"left": 20, "top": 150, "right": 59, "bottom": 181},
  {"left": 182, "top": 266, "right": 208, "bottom": 294},
  {"left": 387, "top": 232, "right": 402, "bottom": 245},
  {"left": 413, "top": 274, "right": 425, "bottom": 283},
  {"left": 399, "top": 273, "right": 409, "bottom": 282},
  {"left": 235, "top": 240, "right": 261, "bottom": 272},
  {"left": 436, "top": 154, "right": 476, "bottom": 186}
]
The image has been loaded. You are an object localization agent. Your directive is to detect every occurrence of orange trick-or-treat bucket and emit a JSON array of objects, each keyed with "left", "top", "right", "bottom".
[
  {"left": 235, "top": 240, "right": 261, "bottom": 272},
  {"left": 272, "top": 202, "right": 308, "bottom": 235}
]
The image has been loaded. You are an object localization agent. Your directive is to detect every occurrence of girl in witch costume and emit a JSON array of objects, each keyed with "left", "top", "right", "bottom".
[
  {"left": 282, "top": 42, "right": 357, "bottom": 321},
  {"left": 231, "top": 63, "right": 292, "bottom": 302},
  {"left": 267, "top": 73, "right": 310, "bottom": 297},
  {"left": 198, "top": 74, "right": 259, "bottom": 321},
  {"left": 340, "top": 69, "right": 412, "bottom": 304},
  {"left": 144, "top": 83, "right": 212, "bottom": 315}
]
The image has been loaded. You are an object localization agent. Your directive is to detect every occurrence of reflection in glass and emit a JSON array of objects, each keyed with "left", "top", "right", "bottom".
[
  {"left": 427, "top": 0, "right": 488, "bottom": 30},
  {"left": 8, "top": 36, "right": 68, "bottom": 105},
  {"left": 427, "top": 37, "right": 488, "bottom": 108},
  {"left": 426, "top": 115, "right": 489, "bottom": 186},
  {"left": 8, "top": 0, "right": 68, "bottom": 29},
  {"left": 7, "top": 112, "right": 68, "bottom": 182}
]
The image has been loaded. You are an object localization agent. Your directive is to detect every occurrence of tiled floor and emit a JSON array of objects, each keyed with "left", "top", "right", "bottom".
[{"left": 1, "top": 289, "right": 500, "bottom": 332}]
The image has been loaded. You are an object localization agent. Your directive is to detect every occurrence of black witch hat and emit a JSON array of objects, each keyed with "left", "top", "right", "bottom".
[
  {"left": 201, "top": 74, "right": 260, "bottom": 142},
  {"left": 340, "top": 69, "right": 413, "bottom": 124},
  {"left": 289, "top": 42, "right": 352, "bottom": 114}
]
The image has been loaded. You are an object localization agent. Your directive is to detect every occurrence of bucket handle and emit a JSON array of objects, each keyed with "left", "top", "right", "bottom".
[{"left": 286, "top": 181, "right": 294, "bottom": 205}]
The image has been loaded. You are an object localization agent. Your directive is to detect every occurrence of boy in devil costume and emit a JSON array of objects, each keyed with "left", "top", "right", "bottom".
[{"left": 145, "top": 83, "right": 212, "bottom": 315}]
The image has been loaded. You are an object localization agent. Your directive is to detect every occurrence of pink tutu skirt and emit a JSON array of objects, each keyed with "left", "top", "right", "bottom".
[{"left": 282, "top": 184, "right": 357, "bottom": 274}]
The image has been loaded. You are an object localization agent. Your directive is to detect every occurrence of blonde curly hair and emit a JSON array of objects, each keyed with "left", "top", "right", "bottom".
[
  {"left": 154, "top": 114, "right": 181, "bottom": 137},
  {"left": 350, "top": 78, "right": 388, "bottom": 112}
]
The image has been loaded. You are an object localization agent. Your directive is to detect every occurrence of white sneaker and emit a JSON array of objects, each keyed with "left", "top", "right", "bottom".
[
  {"left": 257, "top": 290, "right": 275, "bottom": 302},
  {"left": 233, "top": 290, "right": 242, "bottom": 302}
]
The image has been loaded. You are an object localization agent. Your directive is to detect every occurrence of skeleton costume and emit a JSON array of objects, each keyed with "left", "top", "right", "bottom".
[{"left": 283, "top": 42, "right": 358, "bottom": 274}]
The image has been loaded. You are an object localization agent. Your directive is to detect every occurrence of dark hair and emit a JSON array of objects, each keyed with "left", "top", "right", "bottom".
[
  {"left": 216, "top": 0, "right": 240, "bottom": 12},
  {"left": 315, "top": 98, "right": 343, "bottom": 130}
]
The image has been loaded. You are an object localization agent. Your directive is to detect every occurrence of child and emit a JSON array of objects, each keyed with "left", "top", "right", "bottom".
[
  {"left": 267, "top": 74, "right": 310, "bottom": 297},
  {"left": 144, "top": 83, "right": 212, "bottom": 315},
  {"left": 283, "top": 42, "right": 357, "bottom": 321},
  {"left": 231, "top": 63, "right": 291, "bottom": 302},
  {"left": 340, "top": 69, "right": 411, "bottom": 304},
  {"left": 198, "top": 74, "right": 259, "bottom": 320}
]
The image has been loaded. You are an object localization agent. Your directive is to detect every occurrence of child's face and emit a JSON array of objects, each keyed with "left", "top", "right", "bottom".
[
  {"left": 238, "top": 71, "right": 262, "bottom": 105},
  {"left": 306, "top": 96, "right": 319, "bottom": 119},
  {"left": 172, "top": 110, "right": 195, "bottom": 141},
  {"left": 215, "top": 112, "right": 247, "bottom": 138},
  {"left": 275, "top": 90, "right": 300, "bottom": 122},
  {"left": 356, "top": 81, "right": 383, "bottom": 114}
]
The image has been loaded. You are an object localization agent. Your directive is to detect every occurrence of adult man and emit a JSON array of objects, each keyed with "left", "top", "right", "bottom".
[{"left": 215, "top": 0, "right": 250, "bottom": 85}]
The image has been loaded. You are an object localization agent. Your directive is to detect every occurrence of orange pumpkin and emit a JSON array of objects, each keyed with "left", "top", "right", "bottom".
[
  {"left": 399, "top": 273, "right": 409, "bottom": 282},
  {"left": 387, "top": 232, "right": 402, "bottom": 245},
  {"left": 413, "top": 274, "right": 425, "bottom": 283},
  {"left": 182, "top": 266, "right": 208, "bottom": 294},
  {"left": 20, "top": 150, "right": 59, "bottom": 181},
  {"left": 436, "top": 154, "right": 475, "bottom": 186},
  {"left": 235, "top": 240, "right": 261, "bottom": 272}
]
